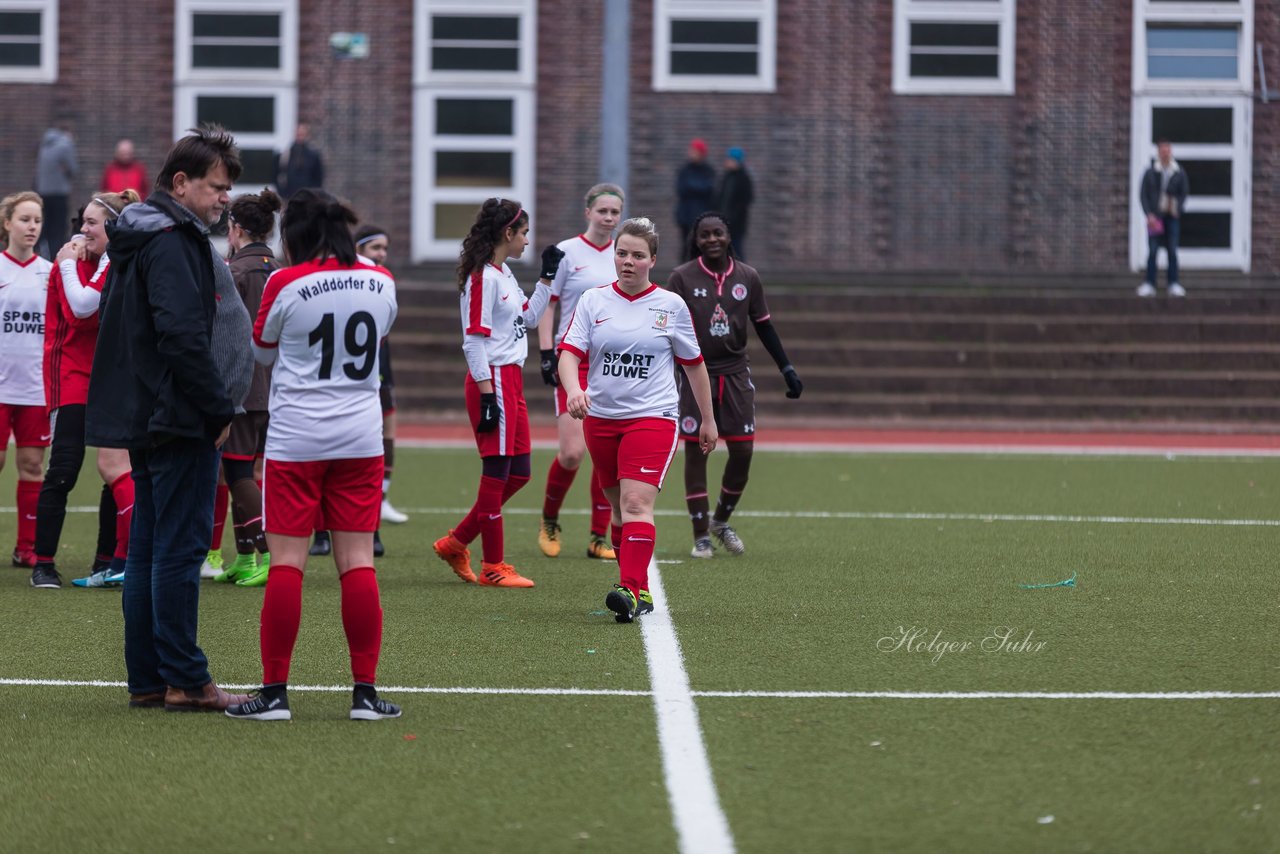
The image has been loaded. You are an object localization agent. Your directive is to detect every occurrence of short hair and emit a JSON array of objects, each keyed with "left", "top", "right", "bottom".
[
  {"left": 618, "top": 217, "right": 658, "bottom": 256},
  {"left": 156, "top": 125, "right": 242, "bottom": 192}
]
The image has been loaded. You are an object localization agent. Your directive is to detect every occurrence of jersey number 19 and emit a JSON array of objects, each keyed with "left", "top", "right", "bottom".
[{"left": 308, "top": 311, "right": 377, "bottom": 380}]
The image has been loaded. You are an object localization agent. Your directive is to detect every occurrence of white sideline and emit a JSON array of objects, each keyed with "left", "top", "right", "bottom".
[
  {"left": 2, "top": 679, "right": 1277, "bottom": 701},
  {"left": 640, "top": 561, "right": 736, "bottom": 854}
]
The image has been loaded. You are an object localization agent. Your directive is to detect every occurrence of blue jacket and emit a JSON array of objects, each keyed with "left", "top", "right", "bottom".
[{"left": 675, "top": 161, "right": 717, "bottom": 228}]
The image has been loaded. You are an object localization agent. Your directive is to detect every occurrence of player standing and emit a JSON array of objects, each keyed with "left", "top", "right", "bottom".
[
  {"left": 226, "top": 189, "right": 400, "bottom": 722},
  {"left": 667, "top": 212, "right": 803, "bottom": 558},
  {"left": 534, "top": 184, "right": 624, "bottom": 561},
  {"left": 0, "top": 192, "right": 54, "bottom": 581},
  {"left": 557, "top": 218, "right": 717, "bottom": 622},
  {"left": 432, "top": 198, "right": 560, "bottom": 588}
]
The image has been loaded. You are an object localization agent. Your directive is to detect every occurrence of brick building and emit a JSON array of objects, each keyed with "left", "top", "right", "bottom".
[{"left": 0, "top": 0, "right": 1276, "bottom": 278}]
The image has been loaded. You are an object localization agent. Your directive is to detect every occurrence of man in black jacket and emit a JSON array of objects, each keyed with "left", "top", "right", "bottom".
[
  {"left": 1137, "top": 139, "right": 1189, "bottom": 297},
  {"left": 718, "top": 147, "right": 754, "bottom": 262},
  {"left": 275, "top": 122, "right": 325, "bottom": 199},
  {"left": 87, "top": 126, "right": 250, "bottom": 713}
]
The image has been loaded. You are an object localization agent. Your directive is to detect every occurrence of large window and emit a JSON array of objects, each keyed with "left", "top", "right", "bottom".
[
  {"left": 412, "top": 0, "right": 536, "bottom": 261},
  {"left": 1134, "top": 0, "right": 1250, "bottom": 91},
  {"left": 893, "top": 0, "right": 1015, "bottom": 95},
  {"left": 653, "top": 0, "right": 775, "bottom": 92},
  {"left": 0, "top": 0, "right": 57, "bottom": 83}
]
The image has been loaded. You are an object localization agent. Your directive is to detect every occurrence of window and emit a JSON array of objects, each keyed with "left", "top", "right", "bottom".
[
  {"left": 653, "top": 0, "right": 776, "bottom": 92},
  {"left": 893, "top": 0, "right": 1016, "bottom": 95},
  {"left": 1134, "top": 0, "right": 1251, "bottom": 91},
  {"left": 0, "top": 0, "right": 56, "bottom": 83},
  {"left": 412, "top": 0, "right": 536, "bottom": 261}
]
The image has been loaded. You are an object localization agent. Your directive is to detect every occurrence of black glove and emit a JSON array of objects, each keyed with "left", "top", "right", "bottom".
[
  {"left": 477, "top": 392, "right": 501, "bottom": 432},
  {"left": 540, "top": 244, "right": 566, "bottom": 280},
  {"left": 540, "top": 349, "right": 560, "bottom": 387},
  {"left": 782, "top": 366, "right": 804, "bottom": 400}
]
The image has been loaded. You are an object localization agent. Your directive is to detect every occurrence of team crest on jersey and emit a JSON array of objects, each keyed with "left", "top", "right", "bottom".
[
  {"left": 731, "top": 283, "right": 748, "bottom": 301},
  {"left": 652, "top": 311, "right": 669, "bottom": 330},
  {"left": 681, "top": 416, "right": 698, "bottom": 434},
  {"left": 708, "top": 304, "right": 730, "bottom": 337}
]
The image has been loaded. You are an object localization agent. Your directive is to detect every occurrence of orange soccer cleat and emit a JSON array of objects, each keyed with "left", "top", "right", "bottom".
[
  {"left": 477, "top": 561, "right": 535, "bottom": 588},
  {"left": 433, "top": 533, "right": 477, "bottom": 583}
]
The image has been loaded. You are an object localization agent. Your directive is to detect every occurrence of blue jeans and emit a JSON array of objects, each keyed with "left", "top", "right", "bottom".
[
  {"left": 122, "top": 437, "right": 219, "bottom": 693},
  {"left": 1145, "top": 216, "right": 1180, "bottom": 286}
]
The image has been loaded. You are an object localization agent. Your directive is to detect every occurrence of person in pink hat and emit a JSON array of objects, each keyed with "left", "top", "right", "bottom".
[{"left": 675, "top": 138, "right": 715, "bottom": 262}]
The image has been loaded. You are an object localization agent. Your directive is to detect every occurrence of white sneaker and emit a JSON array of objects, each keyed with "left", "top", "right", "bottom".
[
  {"left": 199, "top": 551, "right": 223, "bottom": 579},
  {"left": 1136, "top": 282, "right": 1156, "bottom": 297},
  {"left": 381, "top": 499, "right": 408, "bottom": 524},
  {"left": 710, "top": 522, "right": 746, "bottom": 556},
  {"left": 691, "top": 537, "right": 714, "bottom": 559},
  {"left": 1168, "top": 282, "right": 1186, "bottom": 297}
]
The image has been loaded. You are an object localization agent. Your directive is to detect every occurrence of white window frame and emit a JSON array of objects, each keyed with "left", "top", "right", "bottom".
[
  {"left": 892, "top": 0, "right": 1016, "bottom": 96},
  {"left": 174, "top": 84, "right": 297, "bottom": 181},
  {"left": 414, "top": 0, "right": 535, "bottom": 87},
  {"left": 1129, "top": 95, "right": 1251, "bottom": 271},
  {"left": 175, "top": 0, "right": 298, "bottom": 85},
  {"left": 412, "top": 0, "right": 537, "bottom": 262},
  {"left": 652, "top": 0, "right": 776, "bottom": 93},
  {"left": 0, "top": 0, "right": 57, "bottom": 83},
  {"left": 1133, "top": 0, "right": 1251, "bottom": 94}
]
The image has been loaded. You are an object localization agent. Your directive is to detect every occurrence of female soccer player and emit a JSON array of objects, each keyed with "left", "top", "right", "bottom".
[
  {"left": 667, "top": 212, "right": 803, "bottom": 558},
  {"left": 0, "top": 192, "right": 54, "bottom": 584},
  {"left": 534, "top": 184, "right": 623, "bottom": 561},
  {"left": 226, "top": 189, "right": 400, "bottom": 722},
  {"left": 557, "top": 218, "right": 717, "bottom": 623},
  {"left": 35, "top": 189, "right": 141, "bottom": 589},
  {"left": 208, "top": 188, "right": 282, "bottom": 587},
  {"left": 432, "top": 198, "right": 561, "bottom": 588}
]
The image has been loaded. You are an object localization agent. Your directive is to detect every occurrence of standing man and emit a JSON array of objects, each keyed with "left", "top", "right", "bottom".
[
  {"left": 675, "top": 139, "right": 715, "bottom": 261},
  {"left": 1137, "top": 139, "right": 1189, "bottom": 298},
  {"left": 87, "top": 126, "right": 251, "bottom": 712},
  {"left": 275, "top": 123, "right": 325, "bottom": 199},
  {"left": 100, "top": 139, "right": 148, "bottom": 196},
  {"left": 34, "top": 120, "right": 78, "bottom": 258},
  {"left": 717, "top": 147, "right": 754, "bottom": 262}
]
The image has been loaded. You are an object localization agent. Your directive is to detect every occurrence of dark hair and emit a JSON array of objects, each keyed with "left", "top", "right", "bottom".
[
  {"left": 353, "top": 223, "right": 388, "bottom": 246},
  {"left": 156, "top": 125, "right": 242, "bottom": 192},
  {"left": 228, "top": 187, "right": 282, "bottom": 242},
  {"left": 456, "top": 197, "right": 527, "bottom": 291},
  {"left": 687, "top": 210, "right": 733, "bottom": 261},
  {"left": 281, "top": 188, "right": 359, "bottom": 266}
]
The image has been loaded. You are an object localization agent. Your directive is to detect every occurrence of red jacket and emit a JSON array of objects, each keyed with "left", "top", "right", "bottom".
[
  {"left": 44, "top": 257, "right": 107, "bottom": 411},
  {"left": 99, "top": 162, "right": 148, "bottom": 195}
]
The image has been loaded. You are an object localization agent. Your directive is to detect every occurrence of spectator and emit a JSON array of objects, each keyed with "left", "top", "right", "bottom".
[
  {"left": 99, "top": 139, "right": 148, "bottom": 197},
  {"left": 86, "top": 125, "right": 251, "bottom": 713},
  {"left": 717, "top": 147, "right": 754, "bottom": 262},
  {"left": 675, "top": 138, "right": 715, "bottom": 261},
  {"left": 1137, "top": 139, "right": 1189, "bottom": 298},
  {"left": 275, "top": 123, "right": 324, "bottom": 199},
  {"left": 34, "top": 121, "right": 78, "bottom": 258}
]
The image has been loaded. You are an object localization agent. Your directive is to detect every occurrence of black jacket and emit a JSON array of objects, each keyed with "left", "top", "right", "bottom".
[
  {"left": 717, "top": 167, "right": 754, "bottom": 239},
  {"left": 1140, "top": 161, "right": 1189, "bottom": 217},
  {"left": 675, "top": 161, "right": 717, "bottom": 228},
  {"left": 86, "top": 191, "right": 234, "bottom": 449}
]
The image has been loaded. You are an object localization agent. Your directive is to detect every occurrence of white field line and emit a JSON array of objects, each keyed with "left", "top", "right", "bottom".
[
  {"left": 640, "top": 561, "right": 736, "bottom": 854},
  {"left": 1, "top": 678, "right": 1277, "bottom": 701},
  {"left": 11, "top": 506, "right": 1280, "bottom": 527}
]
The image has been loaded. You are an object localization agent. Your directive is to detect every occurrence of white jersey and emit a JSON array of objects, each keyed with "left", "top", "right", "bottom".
[
  {"left": 459, "top": 262, "right": 551, "bottom": 376},
  {"left": 253, "top": 258, "right": 398, "bottom": 462},
  {"left": 550, "top": 235, "right": 615, "bottom": 340},
  {"left": 0, "top": 251, "right": 53, "bottom": 406},
  {"left": 558, "top": 282, "right": 703, "bottom": 421}
]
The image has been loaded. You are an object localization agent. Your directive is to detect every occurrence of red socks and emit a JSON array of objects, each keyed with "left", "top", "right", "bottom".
[
  {"left": 260, "top": 565, "right": 304, "bottom": 685},
  {"left": 503, "top": 474, "right": 530, "bottom": 503},
  {"left": 15, "top": 480, "right": 40, "bottom": 554},
  {"left": 453, "top": 475, "right": 507, "bottom": 561},
  {"left": 211, "top": 483, "right": 230, "bottom": 551},
  {"left": 618, "top": 521, "right": 655, "bottom": 599},
  {"left": 542, "top": 457, "right": 577, "bottom": 519},
  {"left": 110, "top": 473, "right": 134, "bottom": 560},
  {"left": 340, "top": 567, "right": 383, "bottom": 685},
  {"left": 589, "top": 472, "right": 611, "bottom": 537}
]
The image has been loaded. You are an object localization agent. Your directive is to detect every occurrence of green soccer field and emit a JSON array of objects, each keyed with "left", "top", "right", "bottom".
[{"left": 0, "top": 445, "right": 1277, "bottom": 853}]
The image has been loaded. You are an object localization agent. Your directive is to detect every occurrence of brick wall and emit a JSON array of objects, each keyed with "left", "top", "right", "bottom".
[{"left": 1254, "top": 0, "right": 1280, "bottom": 275}]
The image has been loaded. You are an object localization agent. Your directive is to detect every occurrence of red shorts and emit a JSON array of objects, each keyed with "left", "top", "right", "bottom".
[
  {"left": 554, "top": 360, "right": 590, "bottom": 418},
  {"left": 583, "top": 416, "right": 679, "bottom": 490},
  {"left": 466, "top": 364, "right": 530, "bottom": 458},
  {"left": 263, "top": 456, "right": 384, "bottom": 536},
  {"left": 0, "top": 403, "right": 51, "bottom": 447}
]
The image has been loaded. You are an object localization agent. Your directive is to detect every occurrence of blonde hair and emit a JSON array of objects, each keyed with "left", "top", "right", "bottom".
[
  {"left": 86, "top": 188, "right": 141, "bottom": 221},
  {"left": 618, "top": 216, "right": 658, "bottom": 256},
  {"left": 585, "top": 183, "right": 624, "bottom": 209},
  {"left": 0, "top": 191, "right": 43, "bottom": 249}
]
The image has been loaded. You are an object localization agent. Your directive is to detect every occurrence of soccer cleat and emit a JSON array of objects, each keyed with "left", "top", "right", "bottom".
[
  {"left": 309, "top": 531, "right": 332, "bottom": 556},
  {"left": 373, "top": 529, "right": 385, "bottom": 558},
  {"left": 225, "top": 687, "right": 291, "bottom": 722},
  {"left": 380, "top": 499, "right": 408, "bottom": 524},
  {"left": 1136, "top": 282, "right": 1156, "bottom": 298},
  {"left": 636, "top": 589, "right": 655, "bottom": 618},
  {"left": 605, "top": 584, "right": 638, "bottom": 623},
  {"left": 690, "top": 537, "right": 714, "bottom": 559},
  {"left": 12, "top": 548, "right": 36, "bottom": 568},
  {"left": 214, "top": 552, "right": 255, "bottom": 584},
  {"left": 30, "top": 565, "right": 62, "bottom": 589},
  {"left": 201, "top": 550, "right": 225, "bottom": 580},
  {"left": 103, "top": 558, "right": 126, "bottom": 587},
  {"left": 710, "top": 522, "right": 745, "bottom": 556},
  {"left": 433, "top": 533, "right": 477, "bottom": 583},
  {"left": 350, "top": 686, "right": 402, "bottom": 721},
  {"left": 586, "top": 534, "right": 616, "bottom": 560},
  {"left": 235, "top": 554, "right": 270, "bottom": 588},
  {"left": 72, "top": 569, "right": 112, "bottom": 588},
  {"left": 477, "top": 561, "right": 535, "bottom": 588},
  {"left": 538, "top": 518, "right": 562, "bottom": 557}
]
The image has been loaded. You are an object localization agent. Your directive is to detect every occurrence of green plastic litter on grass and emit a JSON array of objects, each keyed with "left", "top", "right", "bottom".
[{"left": 1019, "top": 572, "right": 1077, "bottom": 590}]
